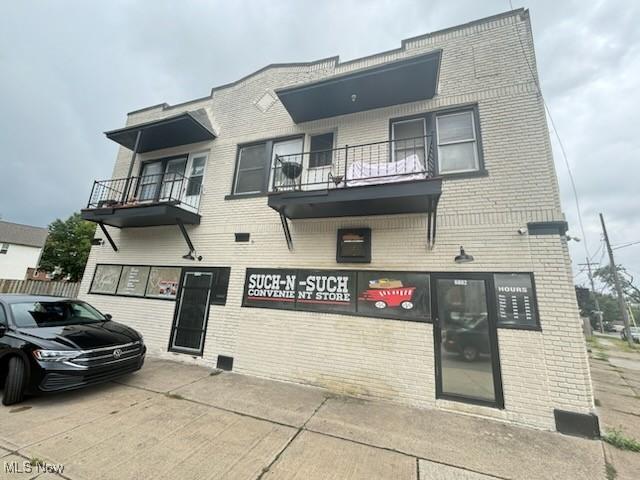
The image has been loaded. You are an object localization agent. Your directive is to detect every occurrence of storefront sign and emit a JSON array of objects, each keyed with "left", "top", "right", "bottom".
[
  {"left": 295, "top": 270, "right": 357, "bottom": 313},
  {"left": 242, "top": 268, "right": 428, "bottom": 321},
  {"left": 493, "top": 273, "right": 538, "bottom": 327},
  {"left": 243, "top": 268, "right": 298, "bottom": 310}
]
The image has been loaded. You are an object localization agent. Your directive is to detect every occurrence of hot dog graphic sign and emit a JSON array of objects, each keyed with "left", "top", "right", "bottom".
[{"left": 358, "top": 278, "right": 416, "bottom": 310}]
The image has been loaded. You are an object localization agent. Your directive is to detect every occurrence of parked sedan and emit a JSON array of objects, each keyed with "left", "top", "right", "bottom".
[
  {"left": 621, "top": 326, "right": 640, "bottom": 344},
  {"left": 0, "top": 295, "right": 145, "bottom": 406},
  {"left": 443, "top": 316, "right": 491, "bottom": 362}
]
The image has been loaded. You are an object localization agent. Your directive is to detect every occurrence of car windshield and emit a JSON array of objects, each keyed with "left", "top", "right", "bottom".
[
  {"left": 10, "top": 300, "right": 106, "bottom": 328},
  {"left": 630, "top": 327, "right": 640, "bottom": 333}
]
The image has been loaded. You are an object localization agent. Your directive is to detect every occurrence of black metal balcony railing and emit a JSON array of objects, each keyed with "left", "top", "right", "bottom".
[
  {"left": 86, "top": 172, "right": 199, "bottom": 210},
  {"left": 270, "top": 135, "right": 435, "bottom": 192}
]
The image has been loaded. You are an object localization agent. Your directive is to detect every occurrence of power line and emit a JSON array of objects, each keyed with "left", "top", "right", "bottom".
[
  {"left": 613, "top": 240, "right": 640, "bottom": 250},
  {"left": 507, "top": 1, "right": 591, "bottom": 261}
]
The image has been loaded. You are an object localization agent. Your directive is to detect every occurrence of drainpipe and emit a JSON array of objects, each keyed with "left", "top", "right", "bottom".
[{"left": 121, "top": 130, "right": 143, "bottom": 204}]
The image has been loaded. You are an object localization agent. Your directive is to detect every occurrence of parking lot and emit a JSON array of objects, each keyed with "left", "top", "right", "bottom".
[{"left": 1, "top": 358, "right": 607, "bottom": 480}]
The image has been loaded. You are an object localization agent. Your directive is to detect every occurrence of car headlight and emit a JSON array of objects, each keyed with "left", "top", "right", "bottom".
[{"left": 33, "top": 349, "right": 81, "bottom": 362}]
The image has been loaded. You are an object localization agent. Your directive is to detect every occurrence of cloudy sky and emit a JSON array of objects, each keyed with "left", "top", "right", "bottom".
[{"left": 1, "top": 1, "right": 638, "bottom": 286}]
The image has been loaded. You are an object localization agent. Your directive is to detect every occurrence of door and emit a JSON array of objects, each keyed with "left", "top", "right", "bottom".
[
  {"left": 183, "top": 153, "right": 208, "bottom": 210},
  {"left": 137, "top": 161, "right": 163, "bottom": 201},
  {"left": 160, "top": 157, "right": 187, "bottom": 201},
  {"left": 169, "top": 270, "right": 215, "bottom": 355},
  {"left": 432, "top": 275, "right": 503, "bottom": 407},
  {"left": 269, "top": 138, "right": 304, "bottom": 190}
]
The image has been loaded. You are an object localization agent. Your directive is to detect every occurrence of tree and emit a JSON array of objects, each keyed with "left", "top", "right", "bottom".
[
  {"left": 39, "top": 213, "right": 96, "bottom": 282},
  {"left": 595, "top": 264, "right": 640, "bottom": 304}
]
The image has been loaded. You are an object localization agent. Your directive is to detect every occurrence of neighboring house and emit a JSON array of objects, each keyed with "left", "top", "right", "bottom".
[
  {"left": 79, "top": 9, "right": 598, "bottom": 436},
  {"left": 0, "top": 221, "right": 48, "bottom": 280}
]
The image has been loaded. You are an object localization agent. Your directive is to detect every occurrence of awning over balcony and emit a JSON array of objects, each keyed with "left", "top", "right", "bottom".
[
  {"left": 268, "top": 179, "right": 442, "bottom": 219},
  {"left": 276, "top": 51, "right": 441, "bottom": 123},
  {"left": 105, "top": 109, "right": 216, "bottom": 153}
]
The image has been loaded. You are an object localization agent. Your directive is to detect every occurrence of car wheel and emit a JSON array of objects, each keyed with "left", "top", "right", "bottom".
[
  {"left": 401, "top": 301, "right": 414, "bottom": 310},
  {"left": 2, "top": 357, "right": 26, "bottom": 406},
  {"left": 462, "top": 346, "right": 478, "bottom": 362},
  {"left": 374, "top": 301, "right": 387, "bottom": 309}
]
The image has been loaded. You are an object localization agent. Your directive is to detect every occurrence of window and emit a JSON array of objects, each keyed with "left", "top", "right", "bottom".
[
  {"left": 233, "top": 143, "right": 268, "bottom": 194},
  {"left": 0, "top": 243, "right": 8, "bottom": 254},
  {"left": 436, "top": 110, "right": 479, "bottom": 174},
  {"left": 309, "top": 133, "right": 334, "bottom": 168},
  {"left": 90, "top": 265, "right": 122, "bottom": 294},
  {"left": 146, "top": 267, "right": 181, "bottom": 299},
  {"left": 186, "top": 155, "right": 207, "bottom": 197},
  {"left": 392, "top": 118, "right": 426, "bottom": 164},
  {"left": 232, "top": 137, "right": 304, "bottom": 195},
  {"left": 0, "top": 305, "right": 6, "bottom": 326},
  {"left": 116, "top": 266, "right": 151, "bottom": 296}
]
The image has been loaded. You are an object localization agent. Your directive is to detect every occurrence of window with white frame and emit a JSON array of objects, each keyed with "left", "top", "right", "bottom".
[
  {"left": 392, "top": 118, "right": 427, "bottom": 164},
  {"left": 436, "top": 110, "right": 480, "bottom": 174},
  {"left": 0, "top": 243, "right": 8, "bottom": 254}
]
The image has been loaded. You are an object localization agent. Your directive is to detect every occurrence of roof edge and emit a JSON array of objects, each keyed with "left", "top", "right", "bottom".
[{"left": 127, "top": 8, "right": 526, "bottom": 116}]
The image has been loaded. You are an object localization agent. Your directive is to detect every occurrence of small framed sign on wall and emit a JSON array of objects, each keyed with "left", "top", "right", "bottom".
[{"left": 336, "top": 228, "right": 371, "bottom": 263}]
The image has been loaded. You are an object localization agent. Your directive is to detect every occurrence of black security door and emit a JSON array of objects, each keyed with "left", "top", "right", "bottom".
[
  {"left": 432, "top": 274, "right": 504, "bottom": 408},
  {"left": 169, "top": 269, "right": 215, "bottom": 355}
]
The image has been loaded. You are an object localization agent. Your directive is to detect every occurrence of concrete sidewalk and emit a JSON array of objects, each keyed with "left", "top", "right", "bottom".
[
  {"left": 590, "top": 335, "right": 640, "bottom": 480},
  {"left": 1, "top": 358, "right": 606, "bottom": 480}
]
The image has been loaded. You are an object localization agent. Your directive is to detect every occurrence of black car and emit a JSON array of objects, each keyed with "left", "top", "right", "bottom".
[
  {"left": 0, "top": 295, "right": 145, "bottom": 406},
  {"left": 443, "top": 315, "right": 491, "bottom": 361}
]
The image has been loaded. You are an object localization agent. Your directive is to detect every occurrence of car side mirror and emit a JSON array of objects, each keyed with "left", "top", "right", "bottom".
[
  {"left": 104, "top": 314, "right": 112, "bottom": 321},
  {"left": 0, "top": 324, "right": 6, "bottom": 337}
]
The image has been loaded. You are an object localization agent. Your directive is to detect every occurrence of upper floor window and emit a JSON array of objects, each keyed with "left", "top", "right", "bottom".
[
  {"left": 436, "top": 110, "right": 479, "bottom": 174},
  {"left": 392, "top": 118, "right": 427, "bottom": 164},
  {"left": 232, "top": 137, "right": 303, "bottom": 195},
  {"left": 309, "top": 133, "right": 334, "bottom": 169},
  {"left": 0, "top": 243, "right": 8, "bottom": 254}
]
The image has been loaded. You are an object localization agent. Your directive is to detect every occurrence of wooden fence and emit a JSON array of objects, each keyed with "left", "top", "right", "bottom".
[{"left": 0, "top": 279, "right": 80, "bottom": 298}]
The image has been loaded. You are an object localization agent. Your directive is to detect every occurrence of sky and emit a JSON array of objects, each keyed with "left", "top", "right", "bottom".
[{"left": 1, "top": 0, "right": 638, "bottom": 288}]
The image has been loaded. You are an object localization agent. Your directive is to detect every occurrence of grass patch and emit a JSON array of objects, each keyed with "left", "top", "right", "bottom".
[
  {"left": 612, "top": 338, "right": 640, "bottom": 353},
  {"left": 605, "top": 461, "right": 617, "bottom": 480},
  {"left": 603, "top": 428, "right": 640, "bottom": 452}
]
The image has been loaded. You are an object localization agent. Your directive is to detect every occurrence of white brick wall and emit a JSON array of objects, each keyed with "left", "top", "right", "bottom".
[{"left": 79, "top": 10, "right": 594, "bottom": 431}]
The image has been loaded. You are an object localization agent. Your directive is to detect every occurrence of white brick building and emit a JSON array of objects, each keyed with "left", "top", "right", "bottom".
[
  {"left": 0, "top": 221, "right": 48, "bottom": 280},
  {"left": 79, "top": 9, "right": 598, "bottom": 435}
]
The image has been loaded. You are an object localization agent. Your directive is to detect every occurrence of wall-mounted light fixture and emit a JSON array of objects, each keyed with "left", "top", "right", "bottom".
[{"left": 454, "top": 246, "right": 474, "bottom": 263}]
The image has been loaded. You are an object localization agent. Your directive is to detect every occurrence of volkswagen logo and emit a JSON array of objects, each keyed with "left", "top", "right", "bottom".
[{"left": 113, "top": 349, "right": 123, "bottom": 359}]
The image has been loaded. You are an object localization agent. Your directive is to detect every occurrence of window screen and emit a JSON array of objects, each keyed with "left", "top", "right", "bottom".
[
  {"left": 436, "top": 111, "right": 479, "bottom": 174},
  {"left": 234, "top": 144, "right": 267, "bottom": 194}
]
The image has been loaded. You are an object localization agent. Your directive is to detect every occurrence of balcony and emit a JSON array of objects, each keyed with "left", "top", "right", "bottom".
[
  {"left": 268, "top": 134, "right": 441, "bottom": 218},
  {"left": 267, "top": 135, "right": 441, "bottom": 249},
  {"left": 81, "top": 173, "right": 201, "bottom": 229}
]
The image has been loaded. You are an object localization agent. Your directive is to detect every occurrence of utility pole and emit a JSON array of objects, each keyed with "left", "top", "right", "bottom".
[
  {"left": 579, "top": 259, "right": 604, "bottom": 333},
  {"left": 599, "top": 213, "right": 633, "bottom": 347}
]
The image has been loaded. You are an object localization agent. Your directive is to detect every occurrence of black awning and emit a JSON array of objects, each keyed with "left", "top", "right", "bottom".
[
  {"left": 276, "top": 51, "right": 441, "bottom": 123},
  {"left": 268, "top": 178, "right": 441, "bottom": 219},
  {"left": 105, "top": 109, "right": 216, "bottom": 153}
]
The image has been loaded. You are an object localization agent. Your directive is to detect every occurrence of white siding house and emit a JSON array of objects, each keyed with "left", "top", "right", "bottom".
[{"left": 0, "top": 221, "right": 48, "bottom": 280}]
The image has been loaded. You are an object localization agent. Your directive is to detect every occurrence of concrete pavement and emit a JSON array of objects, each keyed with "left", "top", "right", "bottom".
[
  {"left": 590, "top": 335, "right": 640, "bottom": 480},
  {"left": 1, "top": 358, "right": 608, "bottom": 479}
]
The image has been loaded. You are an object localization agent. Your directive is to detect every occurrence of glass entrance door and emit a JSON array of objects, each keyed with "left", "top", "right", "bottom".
[
  {"left": 433, "top": 276, "right": 503, "bottom": 407},
  {"left": 170, "top": 270, "right": 215, "bottom": 354}
]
